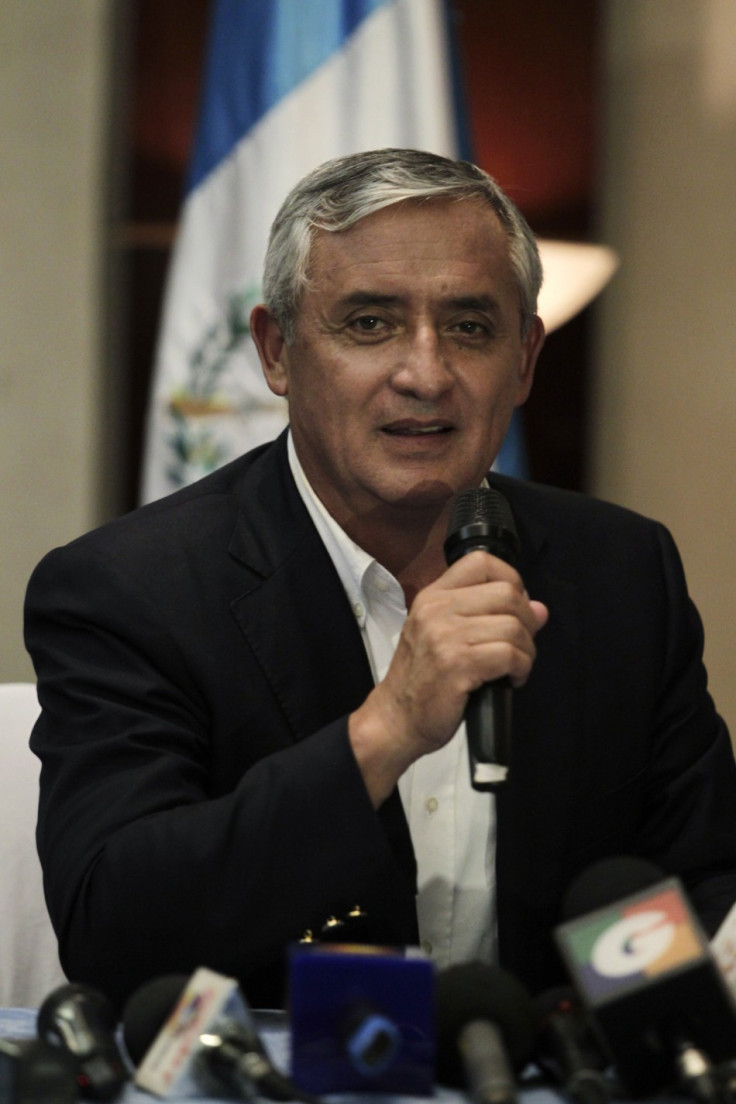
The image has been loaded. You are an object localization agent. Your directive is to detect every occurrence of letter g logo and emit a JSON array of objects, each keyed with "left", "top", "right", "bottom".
[{"left": 591, "top": 910, "right": 675, "bottom": 978}]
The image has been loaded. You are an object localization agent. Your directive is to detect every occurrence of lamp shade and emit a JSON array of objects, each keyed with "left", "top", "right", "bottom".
[{"left": 536, "top": 240, "right": 619, "bottom": 332}]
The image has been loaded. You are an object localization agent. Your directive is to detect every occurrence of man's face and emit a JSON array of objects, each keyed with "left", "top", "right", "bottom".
[{"left": 257, "top": 197, "right": 544, "bottom": 529}]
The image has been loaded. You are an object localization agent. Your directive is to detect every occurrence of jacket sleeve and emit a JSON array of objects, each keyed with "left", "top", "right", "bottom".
[{"left": 25, "top": 533, "right": 417, "bottom": 1011}]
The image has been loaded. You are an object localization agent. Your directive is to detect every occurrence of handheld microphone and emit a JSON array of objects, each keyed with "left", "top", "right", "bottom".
[
  {"left": 444, "top": 487, "right": 520, "bottom": 791},
  {"left": 534, "top": 987, "right": 611, "bottom": 1104},
  {"left": 123, "top": 966, "right": 316, "bottom": 1102},
  {"left": 36, "top": 982, "right": 128, "bottom": 1101},
  {"left": 555, "top": 856, "right": 736, "bottom": 1098},
  {"left": 435, "top": 962, "right": 537, "bottom": 1104}
]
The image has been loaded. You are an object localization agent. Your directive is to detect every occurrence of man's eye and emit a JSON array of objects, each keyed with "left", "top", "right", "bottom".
[
  {"left": 346, "top": 315, "right": 391, "bottom": 337},
  {"left": 453, "top": 319, "right": 487, "bottom": 337},
  {"left": 353, "top": 315, "right": 384, "bottom": 331}
]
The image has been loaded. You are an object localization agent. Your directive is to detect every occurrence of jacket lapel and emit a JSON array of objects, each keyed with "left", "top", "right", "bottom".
[
  {"left": 227, "top": 435, "right": 375, "bottom": 737},
  {"left": 226, "top": 434, "right": 417, "bottom": 891}
]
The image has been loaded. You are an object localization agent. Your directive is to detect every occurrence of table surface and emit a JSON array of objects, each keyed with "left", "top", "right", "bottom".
[{"left": 1, "top": 1005, "right": 568, "bottom": 1104}]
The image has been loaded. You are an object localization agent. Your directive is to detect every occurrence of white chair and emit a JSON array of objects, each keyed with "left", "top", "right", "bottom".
[{"left": 0, "top": 682, "right": 66, "bottom": 1006}]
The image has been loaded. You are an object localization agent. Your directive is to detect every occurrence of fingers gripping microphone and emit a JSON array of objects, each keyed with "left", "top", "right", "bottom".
[
  {"left": 444, "top": 487, "right": 521, "bottom": 791},
  {"left": 36, "top": 982, "right": 128, "bottom": 1101},
  {"left": 436, "top": 963, "right": 537, "bottom": 1104}
]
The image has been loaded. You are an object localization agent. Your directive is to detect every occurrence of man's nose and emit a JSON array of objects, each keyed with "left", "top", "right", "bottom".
[{"left": 391, "top": 328, "right": 453, "bottom": 399}]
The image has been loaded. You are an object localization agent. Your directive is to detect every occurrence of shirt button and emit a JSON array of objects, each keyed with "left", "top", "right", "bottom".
[
  {"left": 425, "top": 797, "right": 439, "bottom": 814},
  {"left": 353, "top": 601, "right": 365, "bottom": 619},
  {"left": 375, "top": 577, "right": 389, "bottom": 592}
]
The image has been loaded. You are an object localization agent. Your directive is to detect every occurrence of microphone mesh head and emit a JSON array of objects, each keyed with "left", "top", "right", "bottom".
[
  {"left": 444, "top": 488, "right": 520, "bottom": 568},
  {"left": 121, "top": 974, "right": 189, "bottom": 1066},
  {"left": 435, "top": 963, "right": 537, "bottom": 1085},
  {"left": 448, "top": 488, "right": 515, "bottom": 534},
  {"left": 37, "top": 982, "right": 117, "bottom": 1035},
  {"left": 561, "top": 855, "right": 664, "bottom": 921}
]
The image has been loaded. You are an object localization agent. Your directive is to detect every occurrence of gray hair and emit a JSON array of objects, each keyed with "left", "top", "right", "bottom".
[{"left": 262, "top": 148, "right": 543, "bottom": 341}]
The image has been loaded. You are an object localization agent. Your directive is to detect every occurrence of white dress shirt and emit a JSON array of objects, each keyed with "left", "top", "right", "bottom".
[{"left": 287, "top": 434, "right": 496, "bottom": 969}]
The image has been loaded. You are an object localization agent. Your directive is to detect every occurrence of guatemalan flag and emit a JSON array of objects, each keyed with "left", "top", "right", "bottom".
[{"left": 139, "top": 0, "right": 523, "bottom": 504}]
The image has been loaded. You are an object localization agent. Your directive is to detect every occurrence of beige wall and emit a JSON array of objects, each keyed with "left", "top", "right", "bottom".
[
  {"left": 591, "top": 0, "right": 736, "bottom": 736},
  {"left": 0, "top": 2, "right": 113, "bottom": 680}
]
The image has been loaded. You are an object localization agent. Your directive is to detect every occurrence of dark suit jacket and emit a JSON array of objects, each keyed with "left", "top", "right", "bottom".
[{"left": 25, "top": 431, "right": 736, "bottom": 1011}]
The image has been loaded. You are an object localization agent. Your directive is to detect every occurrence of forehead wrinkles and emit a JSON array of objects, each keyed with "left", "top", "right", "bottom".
[{"left": 305, "top": 203, "right": 514, "bottom": 304}]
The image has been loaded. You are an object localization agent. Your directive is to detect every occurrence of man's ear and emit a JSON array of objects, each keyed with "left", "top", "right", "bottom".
[
  {"left": 250, "top": 304, "right": 289, "bottom": 396},
  {"left": 515, "top": 314, "right": 546, "bottom": 406}
]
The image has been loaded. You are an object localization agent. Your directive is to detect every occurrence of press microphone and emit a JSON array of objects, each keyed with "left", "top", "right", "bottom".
[
  {"left": 0, "top": 1037, "right": 79, "bottom": 1104},
  {"left": 555, "top": 856, "right": 736, "bottom": 1099},
  {"left": 534, "top": 987, "right": 611, "bottom": 1104},
  {"left": 444, "top": 486, "right": 521, "bottom": 791},
  {"left": 288, "top": 943, "right": 434, "bottom": 1095},
  {"left": 560, "top": 854, "right": 663, "bottom": 920},
  {"left": 36, "top": 982, "right": 129, "bottom": 1101},
  {"left": 124, "top": 966, "right": 317, "bottom": 1102},
  {"left": 435, "top": 962, "right": 537, "bottom": 1104}
]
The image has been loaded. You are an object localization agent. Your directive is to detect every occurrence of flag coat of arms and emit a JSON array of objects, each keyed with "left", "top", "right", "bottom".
[{"left": 139, "top": 0, "right": 464, "bottom": 503}]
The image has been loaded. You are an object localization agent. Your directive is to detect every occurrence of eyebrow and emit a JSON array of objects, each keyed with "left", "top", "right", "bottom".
[
  {"left": 444, "top": 295, "right": 501, "bottom": 315},
  {"left": 336, "top": 291, "right": 502, "bottom": 314},
  {"left": 336, "top": 291, "right": 403, "bottom": 309}
]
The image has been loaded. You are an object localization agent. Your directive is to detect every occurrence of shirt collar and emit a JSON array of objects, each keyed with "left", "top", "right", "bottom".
[
  {"left": 287, "top": 432, "right": 377, "bottom": 627},
  {"left": 287, "top": 431, "right": 490, "bottom": 622}
]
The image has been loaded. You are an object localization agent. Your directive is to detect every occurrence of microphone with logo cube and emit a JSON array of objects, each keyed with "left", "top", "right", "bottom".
[
  {"left": 288, "top": 943, "right": 435, "bottom": 1095},
  {"left": 555, "top": 857, "right": 736, "bottom": 1098}
]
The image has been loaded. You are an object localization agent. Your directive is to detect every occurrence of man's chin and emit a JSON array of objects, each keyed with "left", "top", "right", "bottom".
[{"left": 382, "top": 479, "right": 460, "bottom": 512}]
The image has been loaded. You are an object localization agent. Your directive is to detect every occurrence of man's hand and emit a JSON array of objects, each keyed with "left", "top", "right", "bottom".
[{"left": 349, "top": 550, "right": 549, "bottom": 807}]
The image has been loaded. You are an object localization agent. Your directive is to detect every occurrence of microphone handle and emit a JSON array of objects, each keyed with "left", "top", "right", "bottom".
[
  {"left": 206, "top": 1034, "right": 319, "bottom": 1104},
  {"left": 458, "top": 1019, "right": 518, "bottom": 1104},
  {"left": 466, "top": 676, "right": 512, "bottom": 792},
  {"left": 545, "top": 1024, "right": 611, "bottom": 1104}
]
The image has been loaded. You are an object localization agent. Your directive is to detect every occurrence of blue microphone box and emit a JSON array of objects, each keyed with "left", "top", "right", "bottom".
[{"left": 288, "top": 943, "right": 435, "bottom": 1094}]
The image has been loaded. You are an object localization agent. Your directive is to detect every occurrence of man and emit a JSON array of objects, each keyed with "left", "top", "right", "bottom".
[{"left": 26, "top": 149, "right": 736, "bottom": 1012}]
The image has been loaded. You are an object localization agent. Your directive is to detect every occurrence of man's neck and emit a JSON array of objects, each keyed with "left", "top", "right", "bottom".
[
  {"left": 285, "top": 432, "right": 455, "bottom": 605},
  {"left": 341, "top": 504, "right": 450, "bottom": 607}
]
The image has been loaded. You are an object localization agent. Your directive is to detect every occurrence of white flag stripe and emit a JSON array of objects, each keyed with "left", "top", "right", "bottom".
[{"left": 140, "top": 0, "right": 458, "bottom": 503}]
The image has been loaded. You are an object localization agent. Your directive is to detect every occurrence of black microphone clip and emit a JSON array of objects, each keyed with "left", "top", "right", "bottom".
[{"left": 535, "top": 987, "right": 612, "bottom": 1104}]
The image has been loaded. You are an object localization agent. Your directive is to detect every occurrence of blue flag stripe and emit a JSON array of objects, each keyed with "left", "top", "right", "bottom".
[
  {"left": 188, "top": 0, "right": 391, "bottom": 192},
  {"left": 443, "top": 1, "right": 473, "bottom": 163}
]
